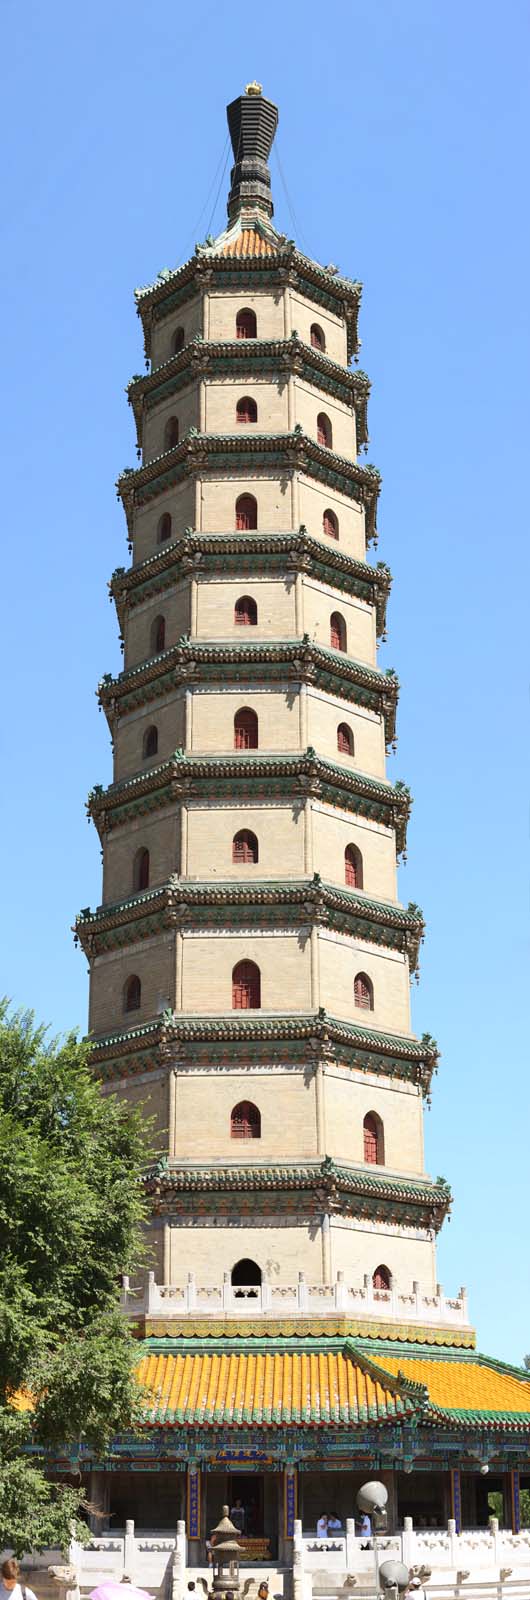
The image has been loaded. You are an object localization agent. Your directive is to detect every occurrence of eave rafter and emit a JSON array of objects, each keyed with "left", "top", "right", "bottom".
[
  {"left": 143, "top": 1153, "right": 451, "bottom": 1232},
  {"left": 87, "top": 1008, "right": 439, "bottom": 1096},
  {"left": 97, "top": 638, "right": 398, "bottom": 746},
  {"left": 74, "top": 873, "right": 425, "bottom": 970},
  {"left": 127, "top": 337, "right": 371, "bottom": 451},
  {"left": 134, "top": 246, "right": 362, "bottom": 363},
  {"left": 117, "top": 430, "right": 381, "bottom": 545},
  {"left": 87, "top": 749, "right": 412, "bottom": 856},
  {"left": 109, "top": 533, "right": 392, "bottom": 640}
]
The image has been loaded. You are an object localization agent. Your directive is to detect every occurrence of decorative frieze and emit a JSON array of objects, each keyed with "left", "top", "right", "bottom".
[
  {"left": 75, "top": 873, "right": 424, "bottom": 967},
  {"left": 109, "top": 532, "right": 392, "bottom": 638},
  {"left": 88, "top": 749, "right": 412, "bottom": 853},
  {"left": 116, "top": 430, "right": 381, "bottom": 542},
  {"left": 143, "top": 1153, "right": 451, "bottom": 1232},
  {"left": 127, "top": 337, "right": 371, "bottom": 449},
  {"left": 97, "top": 637, "right": 398, "bottom": 743},
  {"left": 134, "top": 244, "right": 362, "bottom": 362}
]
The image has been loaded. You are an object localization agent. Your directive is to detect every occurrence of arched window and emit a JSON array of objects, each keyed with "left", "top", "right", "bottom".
[
  {"left": 373, "top": 1264, "right": 391, "bottom": 1291},
  {"left": 337, "top": 722, "right": 354, "bottom": 755},
  {"left": 232, "top": 959, "right": 261, "bottom": 1009},
  {"left": 236, "top": 308, "right": 257, "bottom": 340},
  {"left": 317, "top": 412, "right": 332, "bottom": 448},
  {"left": 133, "top": 848, "right": 150, "bottom": 892},
  {"left": 231, "top": 1258, "right": 262, "bottom": 1296},
  {"left": 232, "top": 829, "right": 259, "bottom": 864},
  {"left": 236, "top": 396, "right": 258, "bottom": 424},
  {"left": 143, "top": 725, "right": 158, "bottom": 759},
  {"left": 157, "top": 512, "right": 172, "bottom": 543},
  {"left": 323, "top": 508, "right": 339, "bottom": 540},
  {"left": 310, "top": 324, "right": 325, "bottom": 351},
  {"left": 330, "top": 612, "right": 346, "bottom": 651},
  {"left": 354, "top": 971, "right": 374, "bottom": 1011},
  {"left": 164, "top": 416, "right": 179, "bottom": 451},
  {"left": 234, "top": 707, "right": 258, "bottom": 750},
  {"left": 236, "top": 493, "right": 258, "bottom": 530},
  {"left": 124, "top": 975, "right": 141, "bottom": 1013},
  {"left": 345, "top": 844, "right": 363, "bottom": 889},
  {"left": 235, "top": 595, "right": 258, "bottom": 626},
  {"left": 230, "top": 1101, "right": 261, "bottom": 1139},
  {"left": 151, "top": 615, "right": 166, "bottom": 655},
  {"left": 171, "top": 326, "right": 185, "bottom": 355},
  {"left": 364, "top": 1113, "right": 384, "bottom": 1165}
]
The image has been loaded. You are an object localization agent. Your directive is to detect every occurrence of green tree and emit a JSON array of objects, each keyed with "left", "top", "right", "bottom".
[{"left": 0, "top": 1004, "right": 148, "bottom": 1555}]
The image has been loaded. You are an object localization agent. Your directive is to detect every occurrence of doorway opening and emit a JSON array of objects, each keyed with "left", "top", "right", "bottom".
[
  {"left": 229, "top": 1474, "right": 264, "bottom": 1538},
  {"left": 231, "top": 1258, "right": 262, "bottom": 1297}
]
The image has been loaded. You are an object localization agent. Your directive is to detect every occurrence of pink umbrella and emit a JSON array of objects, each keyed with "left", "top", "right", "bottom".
[{"left": 90, "top": 1586, "right": 154, "bottom": 1600}]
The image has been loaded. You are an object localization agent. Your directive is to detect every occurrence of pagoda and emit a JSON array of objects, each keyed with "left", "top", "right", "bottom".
[{"left": 75, "top": 84, "right": 530, "bottom": 1560}]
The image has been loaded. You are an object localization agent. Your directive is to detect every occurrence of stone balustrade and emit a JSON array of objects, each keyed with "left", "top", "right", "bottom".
[
  {"left": 14, "top": 1516, "right": 530, "bottom": 1600},
  {"left": 121, "top": 1269, "right": 470, "bottom": 1328},
  {"left": 294, "top": 1517, "right": 530, "bottom": 1583}
]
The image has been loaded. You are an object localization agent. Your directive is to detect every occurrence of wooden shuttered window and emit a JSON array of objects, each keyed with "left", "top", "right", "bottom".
[
  {"left": 230, "top": 1100, "right": 261, "bottom": 1138},
  {"left": 232, "top": 960, "right": 261, "bottom": 1009}
]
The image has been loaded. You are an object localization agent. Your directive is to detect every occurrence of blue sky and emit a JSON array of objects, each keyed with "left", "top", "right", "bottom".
[{"left": 1, "top": 0, "right": 528, "bottom": 1362}]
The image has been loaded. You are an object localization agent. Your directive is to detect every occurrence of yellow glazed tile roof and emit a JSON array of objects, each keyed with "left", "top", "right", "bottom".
[
  {"left": 222, "top": 228, "right": 277, "bottom": 258},
  {"left": 377, "top": 1356, "right": 530, "bottom": 1417},
  {"left": 136, "top": 1349, "right": 414, "bottom": 1426}
]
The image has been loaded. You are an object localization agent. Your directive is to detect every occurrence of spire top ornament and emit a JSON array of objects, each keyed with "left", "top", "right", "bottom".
[{"left": 226, "top": 84, "right": 279, "bottom": 220}]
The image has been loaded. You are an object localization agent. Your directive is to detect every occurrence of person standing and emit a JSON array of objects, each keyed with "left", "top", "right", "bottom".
[
  {"left": 229, "top": 1497, "right": 245, "bottom": 1534},
  {"left": 0, "top": 1559, "right": 38, "bottom": 1600}
]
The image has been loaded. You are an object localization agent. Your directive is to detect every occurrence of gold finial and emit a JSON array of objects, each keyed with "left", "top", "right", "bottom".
[{"left": 245, "top": 81, "right": 262, "bottom": 96}]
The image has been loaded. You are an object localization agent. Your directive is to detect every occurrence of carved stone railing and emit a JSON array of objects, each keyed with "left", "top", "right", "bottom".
[
  {"left": 294, "top": 1517, "right": 530, "bottom": 1583},
  {"left": 121, "top": 1269, "right": 471, "bottom": 1328}
]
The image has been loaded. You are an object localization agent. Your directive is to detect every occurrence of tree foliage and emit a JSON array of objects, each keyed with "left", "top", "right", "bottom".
[{"left": 0, "top": 1003, "right": 149, "bottom": 1554}]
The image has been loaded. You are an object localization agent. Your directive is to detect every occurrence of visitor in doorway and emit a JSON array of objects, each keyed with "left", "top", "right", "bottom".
[
  {"left": 187, "top": 1585, "right": 196, "bottom": 1594},
  {"left": 257, "top": 1584, "right": 269, "bottom": 1600},
  {"left": 230, "top": 1497, "right": 245, "bottom": 1534},
  {"left": 1, "top": 1558, "right": 38, "bottom": 1600},
  {"left": 316, "top": 1514, "right": 329, "bottom": 1537},
  {"left": 328, "top": 1512, "right": 343, "bottom": 1531}
]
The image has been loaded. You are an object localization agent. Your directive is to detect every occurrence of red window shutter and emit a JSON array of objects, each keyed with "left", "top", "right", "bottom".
[
  {"left": 233, "top": 831, "right": 258, "bottom": 863},
  {"left": 337, "top": 723, "right": 352, "bottom": 754},
  {"left": 311, "top": 325, "right": 324, "bottom": 350},
  {"left": 323, "top": 510, "right": 338, "bottom": 539},
  {"left": 231, "top": 1100, "right": 261, "bottom": 1138},
  {"left": 235, "top": 495, "right": 257, "bottom": 531},
  {"left": 232, "top": 961, "right": 260, "bottom": 1009},
  {"left": 236, "top": 309, "right": 257, "bottom": 339},
  {"left": 345, "top": 846, "right": 359, "bottom": 887},
  {"left": 330, "top": 613, "right": 345, "bottom": 651},
  {"left": 354, "top": 973, "right": 372, "bottom": 1010},
  {"left": 236, "top": 397, "right": 257, "bottom": 424},
  {"left": 234, "top": 709, "right": 258, "bottom": 750},
  {"left": 235, "top": 596, "right": 257, "bottom": 626},
  {"left": 363, "top": 1115, "right": 378, "bottom": 1163},
  {"left": 144, "top": 725, "right": 158, "bottom": 758}
]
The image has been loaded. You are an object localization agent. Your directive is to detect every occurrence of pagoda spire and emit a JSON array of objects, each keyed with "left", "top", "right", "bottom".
[{"left": 226, "top": 82, "right": 278, "bottom": 221}]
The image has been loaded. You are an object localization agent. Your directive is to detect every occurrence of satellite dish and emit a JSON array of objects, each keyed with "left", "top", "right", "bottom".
[{"left": 379, "top": 1560, "right": 410, "bottom": 1592}]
